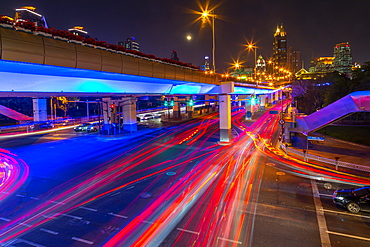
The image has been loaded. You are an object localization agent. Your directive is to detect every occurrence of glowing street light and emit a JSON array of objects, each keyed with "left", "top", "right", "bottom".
[
  {"left": 245, "top": 42, "right": 257, "bottom": 81},
  {"left": 200, "top": 8, "right": 216, "bottom": 73}
]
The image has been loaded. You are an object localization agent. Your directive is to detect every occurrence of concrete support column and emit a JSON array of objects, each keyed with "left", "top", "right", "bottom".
[
  {"left": 218, "top": 81, "right": 234, "bottom": 143},
  {"left": 186, "top": 96, "right": 194, "bottom": 118},
  {"left": 245, "top": 97, "right": 253, "bottom": 120},
  {"left": 213, "top": 95, "right": 218, "bottom": 112},
  {"left": 173, "top": 96, "right": 181, "bottom": 119},
  {"left": 274, "top": 91, "right": 279, "bottom": 103},
  {"left": 205, "top": 94, "right": 210, "bottom": 113},
  {"left": 278, "top": 90, "right": 283, "bottom": 101},
  {"left": 102, "top": 97, "right": 112, "bottom": 132},
  {"left": 32, "top": 98, "right": 47, "bottom": 122},
  {"left": 259, "top": 95, "right": 267, "bottom": 109},
  {"left": 219, "top": 94, "right": 232, "bottom": 142},
  {"left": 122, "top": 97, "right": 137, "bottom": 132}
]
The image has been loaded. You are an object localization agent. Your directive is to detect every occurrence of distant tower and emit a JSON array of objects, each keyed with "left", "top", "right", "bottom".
[
  {"left": 171, "top": 50, "right": 179, "bottom": 61},
  {"left": 333, "top": 42, "right": 352, "bottom": 78},
  {"left": 256, "top": 55, "right": 266, "bottom": 72},
  {"left": 118, "top": 37, "right": 140, "bottom": 51},
  {"left": 68, "top": 26, "right": 90, "bottom": 38},
  {"left": 15, "top": 6, "right": 48, "bottom": 28},
  {"left": 273, "top": 24, "right": 287, "bottom": 69},
  {"left": 201, "top": 56, "right": 210, "bottom": 71}
]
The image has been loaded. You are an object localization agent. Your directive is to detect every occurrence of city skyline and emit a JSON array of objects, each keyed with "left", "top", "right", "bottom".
[{"left": 1, "top": 0, "right": 369, "bottom": 72}]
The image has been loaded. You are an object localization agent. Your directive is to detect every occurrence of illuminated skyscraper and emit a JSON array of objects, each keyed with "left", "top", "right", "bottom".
[
  {"left": 273, "top": 24, "right": 287, "bottom": 69},
  {"left": 118, "top": 37, "right": 140, "bottom": 51},
  {"left": 15, "top": 6, "right": 48, "bottom": 28},
  {"left": 333, "top": 42, "right": 352, "bottom": 77}
]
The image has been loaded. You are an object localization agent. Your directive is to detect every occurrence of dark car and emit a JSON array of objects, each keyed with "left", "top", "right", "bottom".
[
  {"left": 332, "top": 187, "right": 370, "bottom": 213},
  {"left": 74, "top": 123, "right": 91, "bottom": 132}
]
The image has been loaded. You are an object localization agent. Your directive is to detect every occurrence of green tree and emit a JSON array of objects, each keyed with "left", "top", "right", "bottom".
[
  {"left": 352, "top": 61, "right": 370, "bottom": 91},
  {"left": 292, "top": 79, "right": 328, "bottom": 114},
  {"left": 323, "top": 72, "right": 355, "bottom": 106}
]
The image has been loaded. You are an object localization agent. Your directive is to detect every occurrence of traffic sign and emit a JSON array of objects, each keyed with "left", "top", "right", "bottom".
[
  {"left": 279, "top": 119, "right": 285, "bottom": 125},
  {"left": 269, "top": 110, "right": 279, "bottom": 114},
  {"left": 307, "top": 136, "right": 324, "bottom": 141}
]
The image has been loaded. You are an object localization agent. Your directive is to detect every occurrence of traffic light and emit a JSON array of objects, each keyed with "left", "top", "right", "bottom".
[
  {"left": 110, "top": 103, "right": 116, "bottom": 114},
  {"left": 170, "top": 99, "right": 174, "bottom": 107},
  {"left": 251, "top": 95, "right": 256, "bottom": 105},
  {"left": 188, "top": 99, "right": 194, "bottom": 106}
]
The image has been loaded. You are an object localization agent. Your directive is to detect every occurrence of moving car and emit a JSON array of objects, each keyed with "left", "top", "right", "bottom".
[
  {"left": 74, "top": 123, "right": 91, "bottom": 132},
  {"left": 332, "top": 187, "right": 370, "bottom": 213},
  {"left": 87, "top": 122, "right": 101, "bottom": 132}
]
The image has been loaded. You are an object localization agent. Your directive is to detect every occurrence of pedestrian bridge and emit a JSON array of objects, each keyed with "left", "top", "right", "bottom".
[
  {"left": 0, "top": 26, "right": 273, "bottom": 96},
  {"left": 297, "top": 91, "right": 370, "bottom": 133}
]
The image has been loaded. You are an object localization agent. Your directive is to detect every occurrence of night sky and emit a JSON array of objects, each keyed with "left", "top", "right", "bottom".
[{"left": 1, "top": 0, "right": 369, "bottom": 72}]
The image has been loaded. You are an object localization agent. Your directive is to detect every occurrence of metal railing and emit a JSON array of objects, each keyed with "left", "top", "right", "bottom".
[{"left": 279, "top": 142, "right": 370, "bottom": 172}]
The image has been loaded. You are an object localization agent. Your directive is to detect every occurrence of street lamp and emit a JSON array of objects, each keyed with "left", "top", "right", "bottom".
[
  {"left": 201, "top": 9, "right": 216, "bottom": 73},
  {"left": 245, "top": 42, "right": 257, "bottom": 81}
]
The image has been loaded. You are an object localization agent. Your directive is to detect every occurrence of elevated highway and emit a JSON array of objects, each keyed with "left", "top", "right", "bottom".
[{"left": 0, "top": 26, "right": 279, "bottom": 139}]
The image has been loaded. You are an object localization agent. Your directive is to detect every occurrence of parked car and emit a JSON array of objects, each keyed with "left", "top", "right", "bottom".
[
  {"left": 74, "top": 123, "right": 91, "bottom": 132},
  {"left": 332, "top": 186, "right": 370, "bottom": 213},
  {"left": 87, "top": 122, "right": 101, "bottom": 132}
]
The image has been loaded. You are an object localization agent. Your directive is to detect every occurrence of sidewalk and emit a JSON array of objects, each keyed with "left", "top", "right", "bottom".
[{"left": 289, "top": 133, "right": 370, "bottom": 167}]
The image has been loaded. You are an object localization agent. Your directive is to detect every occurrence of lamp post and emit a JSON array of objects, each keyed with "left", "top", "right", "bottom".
[
  {"left": 201, "top": 10, "right": 216, "bottom": 73},
  {"left": 246, "top": 42, "right": 257, "bottom": 82}
]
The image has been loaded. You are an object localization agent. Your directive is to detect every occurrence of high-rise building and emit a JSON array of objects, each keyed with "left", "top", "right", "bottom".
[
  {"left": 333, "top": 42, "right": 352, "bottom": 78},
  {"left": 15, "top": 6, "right": 48, "bottom": 28},
  {"left": 287, "top": 47, "right": 301, "bottom": 73},
  {"left": 118, "top": 37, "right": 139, "bottom": 51},
  {"left": 273, "top": 24, "right": 287, "bottom": 69},
  {"left": 68, "top": 26, "right": 90, "bottom": 38},
  {"left": 309, "top": 57, "right": 334, "bottom": 73}
]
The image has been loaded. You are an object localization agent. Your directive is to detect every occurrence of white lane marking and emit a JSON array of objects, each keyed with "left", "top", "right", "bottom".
[
  {"left": 16, "top": 194, "right": 25, "bottom": 197},
  {"left": 319, "top": 193, "right": 332, "bottom": 197},
  {"left": 108, "top": 212, "right": 128, "bottom": 219},
  {"left": 30, "top": 197, "right": 40, "bottom": 200},
  {"left": 327, "top": 231, "right": 370, "bottom": 241},
  {"left": 311, "top": 180, "right": 331, "bottom": 247},
  {"left": 176, "top": 228, "right": 199, "bottom": 235},
  {"left": 40, "top": 228, "right": 58, "bottom": 235},
  {"left": 50, "top": 200, "right": 65, "bottom": 205},
  {"left": 126, "top": 186, "right": 134, "bottom": 190},
  {"left": 19, "top": 222, "right": 32, "bottom": 227},
  {"left": 61, "top": 214, "right": 82, "bottom": 220},
  {"left": 323, "top": 209, "right": 370, "bottom": 219},
  {"left": 217, "top": 237, "right": 242, "bottom": 244},
  {"left": 0, "top": 217, "right": 10, "bottom": 221},
  {"left": 143, "top": 220, "right": 154, "bottom": 224},
  {"left": 42, "top": 214, "right": 56, "bottom": 219},
  {"left": 72, "top": 237, "right": 94, "bottom": 245},
  {"left": 79, "top": 206, "right": 98, "bottom": 212}
]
